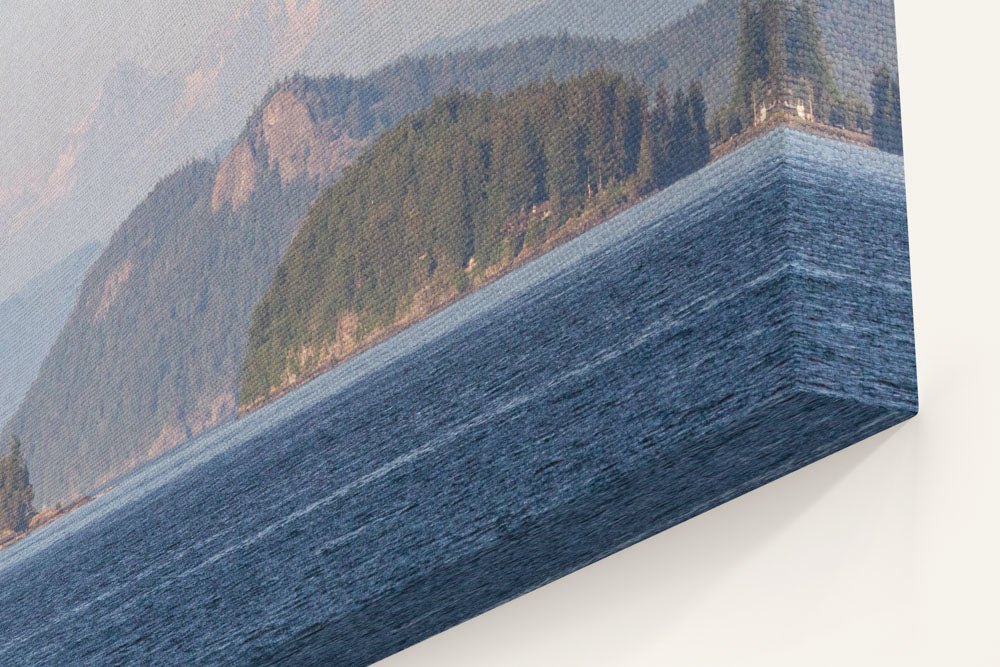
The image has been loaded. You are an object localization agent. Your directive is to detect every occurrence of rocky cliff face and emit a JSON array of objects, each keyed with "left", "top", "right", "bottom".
[{"left": 212, "top": 87, "right": 367, "bottom": 212}]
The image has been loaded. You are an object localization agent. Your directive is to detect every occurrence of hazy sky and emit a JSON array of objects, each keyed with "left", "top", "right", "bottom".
[
  {"left": 0, "top": 0, "right": 545, "bottom": 300},
  {"left": 0, "top": 1, "right": 252, "bottom": 184},
  {"left": 0, "top": 1, "right": 252, "bottom": 177},
  {"left": 0, "top": 0, "right": 540, "bottom": 190}
]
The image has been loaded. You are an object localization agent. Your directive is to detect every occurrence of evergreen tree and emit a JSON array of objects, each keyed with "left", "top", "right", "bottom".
[
  {"left": 760, "top": 0, "right": 789, "bottom": 90},
  {"left": 0, "top": 436, "right": 35, "bottom": 533},
  {"left": 726, "top": 106, "right": 744, "bottom": 139},
  {"left": 851, "top": 95, "right": 873, "bottom": 133},
  {"left": 729, "top": 0, "right": 842, "bottom": 127},
  {"left": 732, "top": 0, "right": 766, "bottom": 127},
  {"left": 613, "top": 76, "right": 646, "bottom": 180},
  {"left": 709, "top": 108, "right": 725, "bottom": 144},
  {"left": 669, "top": 88, "right": 695, "bottom": 177},
  {"left": 651, "top": 81, "right": 674, "bottom": 187},
  {"left": 687, "top": 81, "right": 712, "bottom": 170},
  {"left": 789, "top": 0, "right": 838, "bottom": 119},
  {"left": 544, "top": 120, "right": 586, "bottom": 221},
  {"left": 871, "top": 65, "right": 903, "bottom": 154},
  {"left": 635, "top": 118, "right": 659, "bottom": 195}
]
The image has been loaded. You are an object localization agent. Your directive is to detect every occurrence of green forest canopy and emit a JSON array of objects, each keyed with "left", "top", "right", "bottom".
[{"left": 240, "top": 70, "right": 712, "bottom": 405}]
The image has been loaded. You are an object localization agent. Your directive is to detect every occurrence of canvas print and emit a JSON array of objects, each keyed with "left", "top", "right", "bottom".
[{"left": 0, "top": 1, "right": 915, "bottom": 664}]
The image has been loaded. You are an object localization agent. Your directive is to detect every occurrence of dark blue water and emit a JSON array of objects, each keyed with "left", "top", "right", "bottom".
[{"left": 0, "top": 130, "right": 916, "bottom": 665}]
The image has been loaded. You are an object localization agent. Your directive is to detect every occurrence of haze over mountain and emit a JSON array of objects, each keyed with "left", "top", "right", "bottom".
[
  {"left": 415, "top": 0, "right": 705, "bottom": 53},
  {"left": 0, "top": 0, "right": 541, "bottom": 301},
  {"left": 0, "top": 242, "right": 102, "bottom": 427},
  {"left": 421, "top": 0, "right": 897, "bottom": 98},
  {"left": 1, "top": 0, "right": 893, "bottom": 303}
]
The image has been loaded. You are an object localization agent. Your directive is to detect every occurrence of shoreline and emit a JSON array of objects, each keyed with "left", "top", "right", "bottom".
[
  {"left": 0, "top": 495, "right": 94, "bottom": 553},
  {"left": 711, "top": 113, "right": 874, "bottom": 161},
  {"left": 237, "top": 190, "right": 648, "bottom": 418},
  {"left": 240, "top": 117, "right": 875, "bottom": 419}
]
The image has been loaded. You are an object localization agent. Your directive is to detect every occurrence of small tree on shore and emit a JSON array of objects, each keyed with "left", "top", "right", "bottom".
[{"left": 0, "top": 435, "right": 35, "bottom": 532}]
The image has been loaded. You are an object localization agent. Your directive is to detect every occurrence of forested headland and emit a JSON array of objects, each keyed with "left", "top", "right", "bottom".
[
  {"left": 709, "top": 0, "right": 902, "bottom": 154},
  {"left": 239, "top": 70, "right": 712, "bottom": 407}
]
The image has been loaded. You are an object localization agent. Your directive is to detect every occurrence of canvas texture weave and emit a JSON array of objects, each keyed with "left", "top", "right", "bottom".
[{"left": 0, "top": 2, "right": 913, "bottom": 664}]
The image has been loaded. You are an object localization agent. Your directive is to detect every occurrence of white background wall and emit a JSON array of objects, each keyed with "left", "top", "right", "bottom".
[{"left": 379, "top": 3, "right": 1000, "bottom": 665}]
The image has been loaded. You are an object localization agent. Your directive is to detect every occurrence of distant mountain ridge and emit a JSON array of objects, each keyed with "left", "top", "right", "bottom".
[
  {"left": 0, "top": 242, "right": 102, "bottom": 428},
  {"left": 418, "top": 0, "right": 897, "bottom": 102},
  {"left": 413, "top": 0, "right": 705, "bottom": 53}
]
